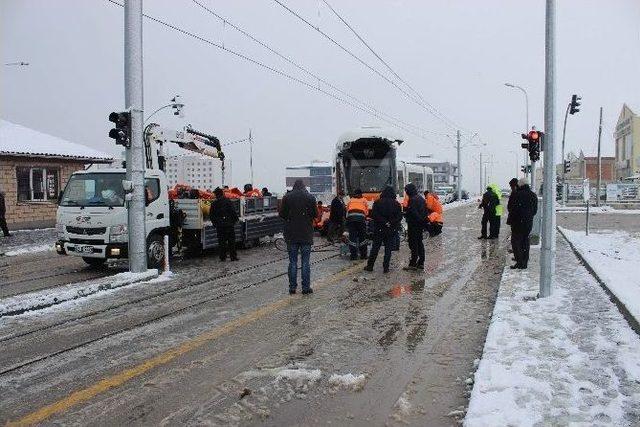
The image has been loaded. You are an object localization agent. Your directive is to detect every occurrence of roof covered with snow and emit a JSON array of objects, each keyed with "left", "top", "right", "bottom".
[
  {"left": 0, "top": 119, "right": 113, "bottom": 162},
  {"left": 335, "top": 127, "right": 404, "bottom": 149},
  {"left": 286, "top": 161, "right": 332, "bottom": 170}
]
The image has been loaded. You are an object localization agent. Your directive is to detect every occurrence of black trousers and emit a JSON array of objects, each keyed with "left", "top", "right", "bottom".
[
  {"left": 481, "top": 213, "right": 490, "bottom": 237},
  {"left": 407, "top": 226, "right": 425, "bottom": 266},
  {"left": 425, "top": 222, "right": 443, "bottom": 237},
  {"left": 489, "top": 215, "right": 501, "bottom": 238},
  {"left": 217, "top": 226, "right": 237, "bottom": 260},
  {"left": 0, "top": 216, "right": 8, "bottom": 236},
  {"left": 347, "top": 220, "right": 368, "bottom": 260},
  {"left": 367, "top": 228, "right": 395, "bottom": 271},
  {"left": 511, "top": 226, "right": 532, "bottom": 267}
]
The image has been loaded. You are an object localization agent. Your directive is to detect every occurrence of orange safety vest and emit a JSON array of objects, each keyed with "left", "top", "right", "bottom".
[
  {"left": 428, "top": 211, "right": 443, "bottom": 224},
  {"left": 346, "top": 197, "right": 369, "bottom": 217},
  {"left": 425, "top": 194, "right": 443, "bottom": 214}
]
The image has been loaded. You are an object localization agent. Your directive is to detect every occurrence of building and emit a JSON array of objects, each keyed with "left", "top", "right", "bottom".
[
  {"left": 164, "top": 151, "right": 228, "bottom": 191},
  {"left": 614, "top": 104, "right": 640, "bottom": 179},
  {"left": 403, "top": 157, "right": 458, "bottom": 188},
  {"left": 285, "top": 161, "right": 333, "bottom": 199},
  {"left": 0, "top": 119, "right": 113, "bottom": 229},
  {"left": 560, "top": 151, "right": 615, "bottom": 182}
]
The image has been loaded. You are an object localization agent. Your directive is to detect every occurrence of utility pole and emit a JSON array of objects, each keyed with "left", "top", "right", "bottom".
[
  {"left": 456, "top": 130, "right": 462, "bottom": 201},
  {"left": 540, "top": 0, "right": 556, "bottom": 298},
  {"left": 124, "top": 0, "right": 147, "bottom": 273},
  {"left": 596, "top": 107, "right": 603, "bottom": 206},
  {"left": 479, "top": 153, "right": 483, "bottom": 195},
  {"left": 249, "top": 129, "right": 254, "bottom": 186}
]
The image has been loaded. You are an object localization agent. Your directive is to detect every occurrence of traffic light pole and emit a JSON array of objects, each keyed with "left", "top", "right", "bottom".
[
  {"left": 124, "top": 0, "right": 147, "bottom": 273},
  {"left": 596, "top": 107, "right": 603, "bottom": 207},
  {"left": 456, "top": 130, "right": 462, "bottom": 202},
  {"left": 540, "top": 0, "right": 556, "bottom": 298},
  {"left": 561, "top": 103, "right": 570, "bottom": 206}
]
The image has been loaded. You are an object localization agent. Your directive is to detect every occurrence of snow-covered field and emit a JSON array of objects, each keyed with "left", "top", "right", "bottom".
[
  {"left": 0, "top": 269, "right": 159, "bottom": 317},
  {"left": 560, "top": 227, "right": 640, "bottom": 324},
  {"left": 465, "top": 242, "right": 640, "bottom": 426}
]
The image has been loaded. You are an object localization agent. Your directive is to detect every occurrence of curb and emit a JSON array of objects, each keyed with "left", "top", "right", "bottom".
[
  {"left": 0, "top": 269, "right": 159, "bottom": 317},
  {"left": 557, "top": 227, "right": 640, "bottom": 336}
]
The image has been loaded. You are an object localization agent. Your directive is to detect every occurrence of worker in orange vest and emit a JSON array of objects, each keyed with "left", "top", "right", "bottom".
[
  {"left": 346, "top": 189, "right": 370, "bottom": 260},
  {"left": 424, "top": 190, "right": 444, "bottom": 237}
]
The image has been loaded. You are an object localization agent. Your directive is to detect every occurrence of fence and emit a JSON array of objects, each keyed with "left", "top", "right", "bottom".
[{"left": 562, "top": 181, "right": 640, "bottom": 204}]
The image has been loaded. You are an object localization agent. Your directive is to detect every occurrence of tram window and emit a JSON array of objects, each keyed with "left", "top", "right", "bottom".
[
  {"left": 408, "top": 172, "right": 424, "bottom": 191},
  {"left": 397, "top": 171, "right": 405, "bottom": 196}
]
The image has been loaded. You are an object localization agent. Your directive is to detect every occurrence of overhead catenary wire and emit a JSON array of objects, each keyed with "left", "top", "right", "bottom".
[
  {"left": 190, "top": 0, "right": 443, "bottom": 140},
  {"left": 271, "top": 0, "right": 471, "bottom": 137},
  {"left": 105, "top": 0, "right": 434, "bottom": 141}
]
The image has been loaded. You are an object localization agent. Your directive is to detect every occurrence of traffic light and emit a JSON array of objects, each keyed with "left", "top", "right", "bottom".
[
  {"left": 108, "top": 111, "right": 131, "bottom": 147},
  {"left": 569, "top": 94, "right": 581, "bottom": 115},
  {"left": 563, "top": 160, "right": 571, "bottom": 174},
  {"left": 527, "top": 130, "right": 541, "bottom": 162}
]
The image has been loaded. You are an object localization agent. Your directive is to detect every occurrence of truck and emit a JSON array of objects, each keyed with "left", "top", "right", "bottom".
[{"left": 55, "top": 123, "right": 282, "bottom": 268}]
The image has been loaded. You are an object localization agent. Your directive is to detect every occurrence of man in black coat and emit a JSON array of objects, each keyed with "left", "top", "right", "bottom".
[
  {"left": 505, "top": 178, "right": 518, "bottom": 227},
  {"left": 364, "top": 186, "right": 402, "bottom": 273},
  {"left": 0, "top": 191, "right": 9, "bottom": 237},
  {"left": 478, "top": 186, "right": 497, "bottom": 239},
  {"left": 403, "top": 183, "right": 427, "bottom": 270},
  {"left": 279, "top": 179, "right": 317, "bottom": 294},
  {"left": 509, "top": 178, "right": 538, "bottom": 269},
  {"left": 209, "top": 187, "right": 239, "bottom": 261}
]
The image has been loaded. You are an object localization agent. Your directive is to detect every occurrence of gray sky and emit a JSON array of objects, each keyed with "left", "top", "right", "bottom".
[{"left": 2, "top": 0, "right": 639, "bottom": 192}]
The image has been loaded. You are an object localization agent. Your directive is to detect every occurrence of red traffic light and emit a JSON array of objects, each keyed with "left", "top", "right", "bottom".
[{"left": 528, "top": 131, "right": 539, "bottom": 140}]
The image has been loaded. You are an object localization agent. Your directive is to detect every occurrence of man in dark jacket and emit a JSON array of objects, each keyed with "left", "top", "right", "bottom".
[
  {"left": 403, "top": 183, "right": 427, "bottom": 270},
  {"left": 279, "top": 179, "right": 317, "bottom": 294},
  {"left": 327, "top": 191, "right": 346, "bottom": 241},
  {"left": 365, "top": 186, "right": 402, "bottom": 273},
  {"left": 509, "top": 178, "right": 538, "bottom": 269},
  {"left": 505, "top": 178, "right": 519, "bottom": 227},
  {"left": 478, "top": 186, "right": 498, "bottom": 239},
  {"left": 0, "top": 191, "right": 9, "bottom": 237},
  {"left": 209, "top": 187, "right": 239, "bottom": 261}
]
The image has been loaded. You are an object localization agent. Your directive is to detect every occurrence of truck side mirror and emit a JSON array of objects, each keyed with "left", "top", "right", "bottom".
[{"left": 57, "top": 191, "right": 63, "bottom": 205}]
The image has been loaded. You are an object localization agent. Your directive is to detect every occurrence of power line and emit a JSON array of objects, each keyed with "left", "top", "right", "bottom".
[
  {"left": 190, "top": 0, "right": 439, "bottom": 139},
  {"left": 104, "top": 0, "right": 428, "bottom": 139},
  {"left": 271, "top": 0, "right": 468, "bottom": 135}
]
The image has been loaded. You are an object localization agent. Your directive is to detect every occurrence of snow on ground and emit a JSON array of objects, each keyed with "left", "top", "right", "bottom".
[
  {"left": 328, "top": 373, "right": 367, "bottom": 391},
  {"left": 0, "top": 227, "right": 57, "bottom": 256},
  {"left": 0, "top": 269, "right": 159, "bottom": 317},
  {"left": 557, "top": 205, "right": 640, "bottom": 214},
  {"left": 560, "top": 227, "right": 640, "bottom": 324},
  {"left": 2, "top": 243, "right": 53, "bottom": 257},
  {"left": 465, "top": 241, "right": 640, "bottom": 427},
  {"left": 444, "top": 198, "right": 478, "bottom": 211}
]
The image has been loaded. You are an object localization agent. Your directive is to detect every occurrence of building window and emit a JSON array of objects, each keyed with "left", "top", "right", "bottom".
[{"left": 16, "top": 167, "right": 59, "bottom": 202}]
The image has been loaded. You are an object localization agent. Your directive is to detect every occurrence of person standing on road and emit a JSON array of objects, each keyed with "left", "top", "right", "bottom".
[
  {"left": 365, "top": 186, "right": 402, "bottom": 273},
  {"left": 346, "top": 189, "right": 369, "bottom": 260},
  {"left": 509, "top": 178, "right": 538, "bottom": 269},
  {"left": 327, "top": 191, "right": 346, "bottom": 241},
  {"left": 488, "top": 184, "right": 503, "bottom": 239},
  {"left": 0, "top": 190, "right": 10, "bottom": 237},
  {"left": 209, "top": 187, "right": 239, "bottom": 262},
  {"left": 478, "top": 186, "right": 497, "bottom": 239},
  {"left": 403, "top": 183, "right": 427, "bottom": 270},
  {"left": 279, "top": 179, "right": 317, "bottom": 295}
]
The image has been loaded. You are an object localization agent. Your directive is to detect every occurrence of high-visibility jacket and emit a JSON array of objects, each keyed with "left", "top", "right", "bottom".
[
  {"left": 489, "top": 184, "right": 503, "bottom": 216},
  {"left": 425, "top": 193, "right": 443, "bottom": 215},
  {"left": 346, "top": 197, "right": 369, "bottom": 220}
]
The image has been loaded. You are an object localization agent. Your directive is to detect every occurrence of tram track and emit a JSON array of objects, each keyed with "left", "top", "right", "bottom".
[{"left": 0, "top": 251, "right": 340, "bottom": 376}]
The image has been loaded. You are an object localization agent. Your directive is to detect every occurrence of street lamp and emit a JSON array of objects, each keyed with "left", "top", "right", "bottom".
[
  {"left": 145, "top": 95, "right": 185, "bottom": 124},
  {"left": 505, "top": 82, "right": 531, "bottom": 180},
  {"left": 4, "top": 61, "right": 29, "bottom": 66}
]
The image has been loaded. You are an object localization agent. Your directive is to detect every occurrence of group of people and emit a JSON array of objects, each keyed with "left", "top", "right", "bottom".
[{"left": 278, "top": 180, "right": 445, "bottom": 294}]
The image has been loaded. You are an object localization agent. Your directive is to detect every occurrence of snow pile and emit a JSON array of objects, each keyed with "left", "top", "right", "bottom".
[
  {"left": 2, "top": 243, "right": 53, "bottom": 257},
  {"left": 328, "top": 373, "right": 367, "bottom": 391},
  {"left": 0, "top": 269, "right": 158, "bottom": 317},
  {"left": 465, "top": 241, "right": 640, "bottom": 426},
  {"left": 444, "top": 198, "right": 477, "bottom": 211},
  {"left": 275, "top": 367, "right": 322, "bottom": 383},
  {"left": 560, "top": 227, "right": 640, "bottom": 323}
]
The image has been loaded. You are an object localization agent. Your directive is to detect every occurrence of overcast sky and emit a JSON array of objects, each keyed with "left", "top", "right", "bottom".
[{"left": 2, "top": 0, "right": 639, "bottom": 192}]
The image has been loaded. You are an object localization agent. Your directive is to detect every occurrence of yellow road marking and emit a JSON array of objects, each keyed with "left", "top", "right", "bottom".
[{"left": 7, "top": 261, "right": 365, "bottom": 427}]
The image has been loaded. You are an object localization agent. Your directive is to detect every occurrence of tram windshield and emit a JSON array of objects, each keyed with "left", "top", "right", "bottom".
[{"left": 341, "top": 138, "right": 395, "bottom": 194}]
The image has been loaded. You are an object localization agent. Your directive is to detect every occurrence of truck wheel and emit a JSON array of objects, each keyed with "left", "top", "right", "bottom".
[
  {"left": 82, "top": 257, "right": 107, "bottom": 268},
  {"left": 147, "top": 234, "right": 165, "bottom": 269}
]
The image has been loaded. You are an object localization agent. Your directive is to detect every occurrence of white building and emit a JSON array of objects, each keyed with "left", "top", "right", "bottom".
[{"left": 165, "top": 153, "right": 228, "bottom": 191}]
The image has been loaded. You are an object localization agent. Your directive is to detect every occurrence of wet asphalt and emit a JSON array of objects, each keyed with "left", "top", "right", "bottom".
[{"left": 0, "top": 203, "right": 506, "bottom": 426}]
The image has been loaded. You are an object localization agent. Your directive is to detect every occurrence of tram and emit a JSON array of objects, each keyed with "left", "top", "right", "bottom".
[{"left": 334, "top": 128, "right": 434, "bottom": 202}]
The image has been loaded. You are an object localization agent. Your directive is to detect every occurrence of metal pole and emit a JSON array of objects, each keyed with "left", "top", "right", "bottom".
[
  {"left": 456, "top": 130, "right": 462, "bottom": 201},
  {"left": 596, "top": 107, "right": 603, "bottom": 206},
  {"left": 249, "top": 129, "right": 254, "bottom": 186},
  {"left": 124, "top": 0, "right": 147, "bottom": 273},
  {"left": 539, "top": 0, "right": 556, "bottom": 298},
  {"left": 479, "top": 153, "right": 483, "bottom": 195},
  {"left": 586, "top": 200, "right": 590, "bottom": 235},
  {"left": 561, "top": 103, "right": 570, "bottom": 205}
]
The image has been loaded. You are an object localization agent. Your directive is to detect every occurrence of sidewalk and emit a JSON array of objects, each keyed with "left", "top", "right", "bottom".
[
  {"left": 465, "top": 237, "right": 640, "bottom": 426},
  {"left": 0, "top": 228, "right": 56, "bottom": 256}
]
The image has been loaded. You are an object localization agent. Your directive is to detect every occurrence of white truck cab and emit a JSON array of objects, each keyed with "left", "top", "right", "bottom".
[{"left": 55, "top": 167, "right": 170, "bottom": 268}]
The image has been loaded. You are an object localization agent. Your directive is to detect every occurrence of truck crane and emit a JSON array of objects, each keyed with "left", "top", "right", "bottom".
[{"left": 54, "top": 122, "right": 281, "bottom": 269}]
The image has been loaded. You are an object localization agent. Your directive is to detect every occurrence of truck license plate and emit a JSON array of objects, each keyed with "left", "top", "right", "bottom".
[{"left": 80, "top": 245, "right": 94, "bottom": 254}]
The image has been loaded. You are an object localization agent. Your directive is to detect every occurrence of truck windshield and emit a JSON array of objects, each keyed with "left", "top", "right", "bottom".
[{"left": 60, "top": 173, "right": 126, "bottom": 207}]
